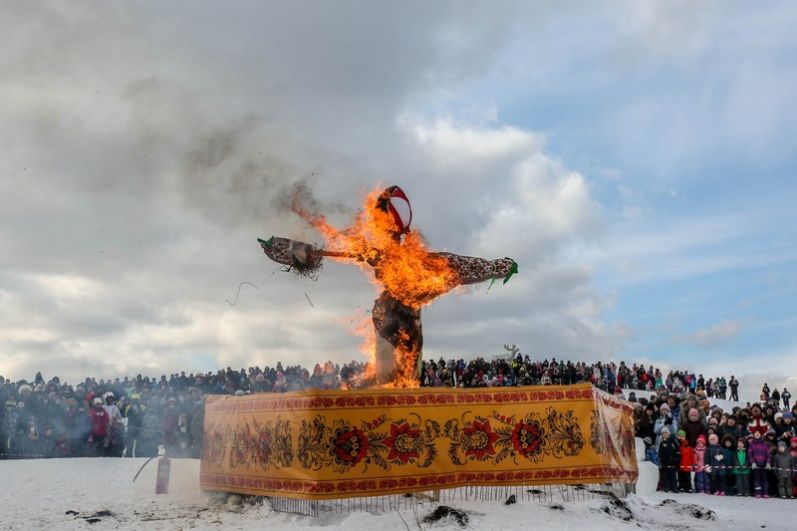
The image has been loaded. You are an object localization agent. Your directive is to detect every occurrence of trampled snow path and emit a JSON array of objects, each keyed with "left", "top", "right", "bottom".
[{"left": 0, "top": 438, "right": 791, "bottom": 530}]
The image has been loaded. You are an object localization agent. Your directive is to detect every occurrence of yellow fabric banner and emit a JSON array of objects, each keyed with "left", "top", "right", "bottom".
[{"left": 200, "top": 384, "right": 637, "bottom": 499}]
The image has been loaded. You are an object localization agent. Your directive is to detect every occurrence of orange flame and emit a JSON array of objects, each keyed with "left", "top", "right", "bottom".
[{"left": 294, "top": 187, "right": 460, "bottom": 387}]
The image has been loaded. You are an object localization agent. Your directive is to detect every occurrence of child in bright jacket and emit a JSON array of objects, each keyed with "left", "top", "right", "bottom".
[
  {"left": 677, "top": 430, "right": 693, "bottom": 492},
  {"left": 706, "top": 433, "right": 728, "bottom": 495},
  {"left": 733, "top": 437, "right": 751, "bottom": 496},
  {"left": 693, "top": 434, "right": 709, "bottom": 493},
  {"left": 772, "top": 440, "right": 794, "bottom": 499},
  {"left": 749, "top": 430, "right": 772, "bottom": 498}
]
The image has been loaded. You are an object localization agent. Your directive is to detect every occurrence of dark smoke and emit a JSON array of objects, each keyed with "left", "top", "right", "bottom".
[{"left": 122, "top": 76, "right": 309, "bottom": 229}]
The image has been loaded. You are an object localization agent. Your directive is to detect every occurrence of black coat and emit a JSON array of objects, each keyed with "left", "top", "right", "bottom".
[{"left": 658, "top": 437, "right": 680, "bottom": 467}]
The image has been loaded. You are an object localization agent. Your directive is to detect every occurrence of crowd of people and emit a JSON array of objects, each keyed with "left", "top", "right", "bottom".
[
  {"left": 418, "top": 356, "right": 739, "bottom": 400},
  {"left": 2, "top": 356, "right": 794, "bottom": 499},
  {"left": 634, "top": 386, "right": 797, "bottom": 499},
  {"left": 0, "top": 362, "right": 370, "bottom": 459}
]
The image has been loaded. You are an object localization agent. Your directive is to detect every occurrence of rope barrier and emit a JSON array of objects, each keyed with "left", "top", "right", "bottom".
[{"left": 653, "top": 463, "right": 796, "bottom": 473}]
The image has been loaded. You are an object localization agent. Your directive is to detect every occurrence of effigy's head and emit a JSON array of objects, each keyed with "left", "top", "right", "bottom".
[{"left": 374, "top": 185, "right": 412, "bottom": 237}]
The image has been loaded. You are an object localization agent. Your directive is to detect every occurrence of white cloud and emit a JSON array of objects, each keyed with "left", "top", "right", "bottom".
[{"left": 679, "top": 320, "right": 743, "bottom": 348}]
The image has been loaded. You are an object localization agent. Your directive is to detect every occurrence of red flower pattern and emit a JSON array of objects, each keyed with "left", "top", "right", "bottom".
[
  {"left": 511, "top": 421, "right": 544, "bottom": 458},
  {"left": 463, "top": 420, "right": 499, "bottom": 460},
  {"left": 384, "top": 422, "right": 422, "bottom": 464},
  {"left": 332, "top": 427, "right": 369, "bottom": 465}
]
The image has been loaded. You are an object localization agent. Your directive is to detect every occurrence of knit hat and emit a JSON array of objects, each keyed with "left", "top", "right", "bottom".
[
  {"left": 777, "top": 440, "right": 787, "bottom": 449},
  {"left": 92, "top": 397, "right": 102, "bottom": 405},
  {"left": 783, "top": 412, "right": 793, "bottom": 420},
  {"left": 791, "top": 437, "right": 797, "bottom": 445},
  {"left": 661, "top": 426, "right": 671, "bottom": 435},
  {"left": 659, "top": 403, "right": 671, "bottom": 413},
  {"left": 766, "top": 428, "right": 776, "bottom": 436},
  {"left": 697, "top": 434, "right": 706, "bottom": 444},
  {"left": 774, "top": 412, "right": 783, "bottom": 422},
  {"left": 676, "top": 429, "right": 686, "bottom": 437}
]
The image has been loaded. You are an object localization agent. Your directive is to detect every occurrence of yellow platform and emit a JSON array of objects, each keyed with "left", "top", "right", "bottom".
[{"left": 199, "top": 383, "right": 637, "bottom": 500}]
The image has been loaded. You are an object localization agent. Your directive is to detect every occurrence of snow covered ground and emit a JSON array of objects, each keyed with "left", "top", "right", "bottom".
[{"left": 0, "top": 438, "right": 792, "bottom": 531}]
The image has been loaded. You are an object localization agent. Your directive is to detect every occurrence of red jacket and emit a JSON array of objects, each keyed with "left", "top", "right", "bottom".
[
  {"left": 89, "top": 407, "right": 109, "bottom": 438},
  {"left": 679, "top": 440, "right": 695, "bottom": 472}
]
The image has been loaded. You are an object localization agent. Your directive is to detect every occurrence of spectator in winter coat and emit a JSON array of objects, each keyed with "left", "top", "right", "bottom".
[
  {"left": 748, "top": 403, "right": 770, "bottom": 437},
  {"left": 677, "top": 430, "right": 694, "bottom": 492},
  {"left": 782, "top": 412, "right": 794, "bottom": 438},
  {"left": 719, "top": 415, "right": 742, "bottom": 441},
  {"left": 729, "top": 376, "right": 739, "bottom": 401},
  {"left": 138, "top": 401, "right": 161, "bottom": 457},
  {"left": 161, "top": 397, "right": 180, "bottom": 456},
  {"left": 706, "top": 433, "right": 728, "bottom": 495},
  {"left": 658, "top": 427, "right": 680, "bottom": 493},
  {"left": 64, "top": 398, "right": 90, "bottom": 457},
  {"left": 654, "top": 404, "right": 678, "bottom": 449},
  {"left": 773, "top": 412, "right": 788, "bottom": 438},
  {"left": 682, "top": 408, "right": 706, "bottom": 448},
  {"left": 2, "top": 400, "right": 19, "bottom": 456},
  {"left": 721, "top": 434, "right": 736, "bottom": 494},
  {"left": 732, "top": 437, "right": 751, "bottom": 496},
  {"left": 772, "top": 388, "right": 781, "bottom": 408},
  {"left": 772, "top": 440, "right": 794, "bottom": 499},
  {"left": 173, "top": 413, "right": 191, "bottom": 457},
  {"left": 17, "top": 419, "right": 40, "bottom": 458},
  {"left": 189, "top": 397, "right": 205, "bottom": 459},
  {"left": 749, "top": 430, "right": 772, "bottom": 497},
  {"left": 693, "top": 434, "right": 708, "bottom": 493},
  {"left": 88, "top": 397, "right": 110, "bottom": 457},
  {"left": 783, "top": 388, "right": 791, "bottom": 410},
  {"left": 39, "top": 424, "right": 56, "bottom": 458},
  {"left": 764, "top": 428, "right": 780, "bottom": 497},
  {"left": 791, "top": 437, "right": 797, "bottom": 497},
  {"left": 103, "top": 393, "right": 124, "bottom": 457},
  {"left": 123, "top": 394, "right": 144, "bottom": 457},
  {"left": 679, "top": 395, "right": 701, "bottom": 427},
  {"left": 636, "top": 404, "right": 655, "bottom": 441}
]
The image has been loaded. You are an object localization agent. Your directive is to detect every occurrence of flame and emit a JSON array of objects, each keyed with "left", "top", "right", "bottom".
[
  {"left": 293, "top": 187, "right": 460, "bottom": 387},
  {"left": 338, "top": 314, "right": 376, "bottom": 386}
]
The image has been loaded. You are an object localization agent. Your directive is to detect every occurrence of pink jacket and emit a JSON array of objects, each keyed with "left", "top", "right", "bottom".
[{"left": 692, "top": 445, "right": 706, "bottom": 472}]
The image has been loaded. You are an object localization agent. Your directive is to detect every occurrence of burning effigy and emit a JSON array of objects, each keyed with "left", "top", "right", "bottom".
[
  {"left": 199, "top": 186, "right": 637, "bottom": 507},
  {"left": 257, "top": 185, "right": 518, "bottom": 386}
]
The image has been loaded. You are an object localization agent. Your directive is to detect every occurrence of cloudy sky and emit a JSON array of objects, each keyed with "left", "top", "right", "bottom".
[{"left": 2, "top": 1, "right": 796, "bottom": 401}]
